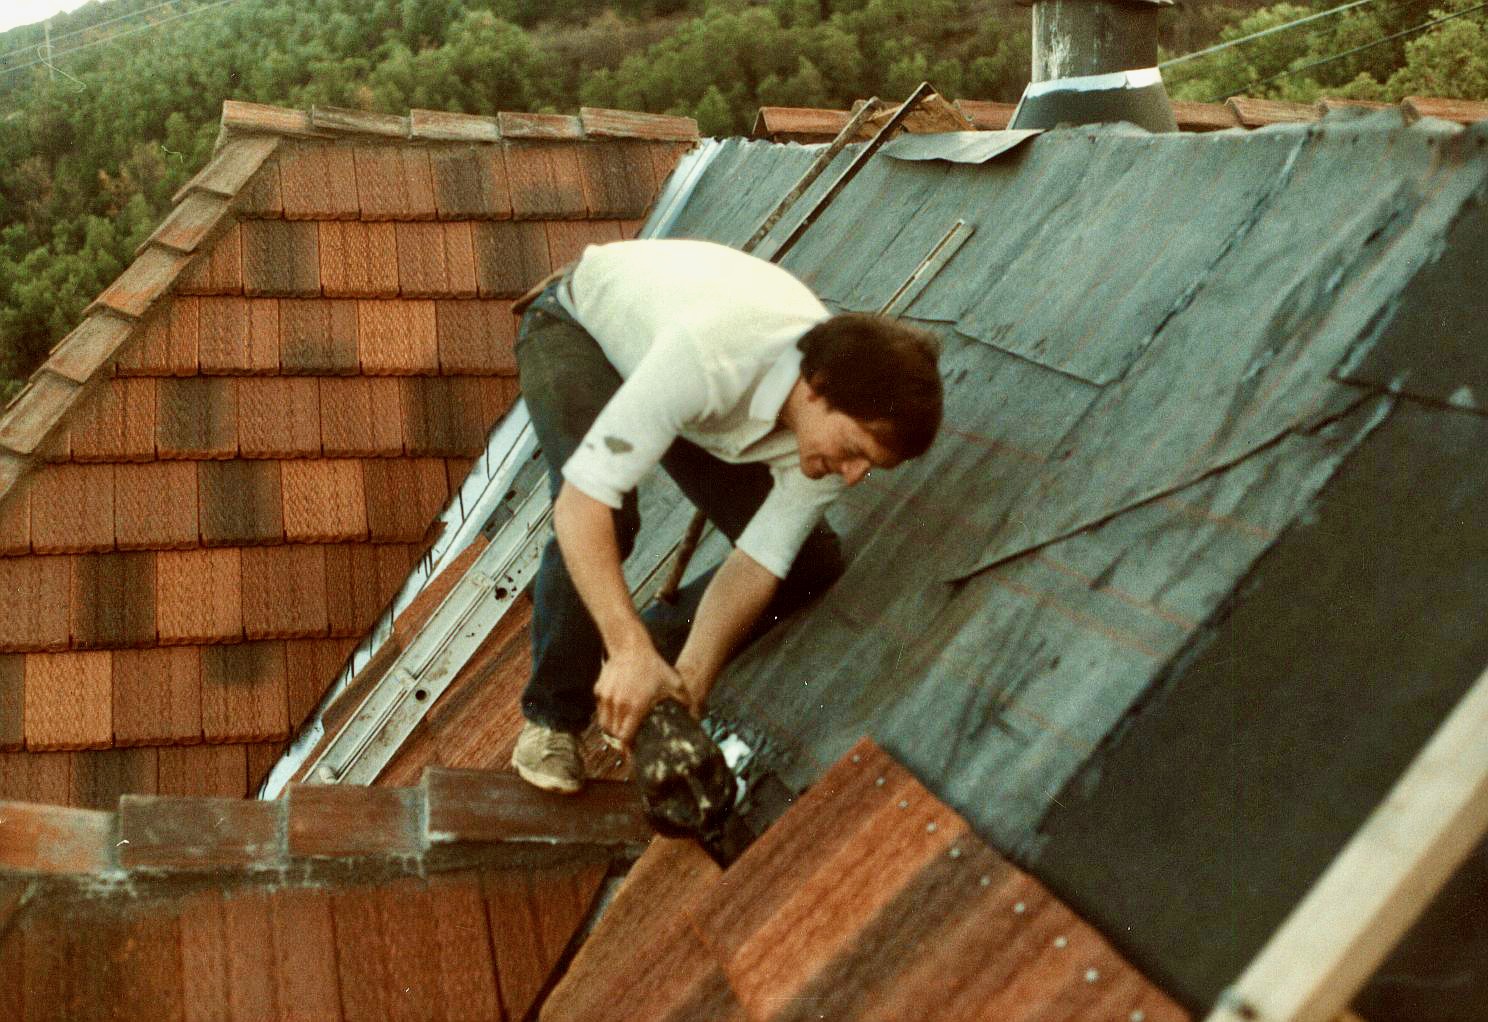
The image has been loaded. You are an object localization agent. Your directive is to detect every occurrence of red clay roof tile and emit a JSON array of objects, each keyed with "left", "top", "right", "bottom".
[
  {"left": 68, "top": 378, "right": 156, "bottom": 462},
  {"left": 200, "top": 642, "right": 290, "bottom": 743},
  {"left": 143, "top": 193, "right": 231, "bottom": 256},
  {"left": 576, "top": 142, "right": 663, "bottom": 218},
  {"left": 1316, "top": 97, "right": 1391, "bottom": 116},
  {"left": 178, "top": 888, "right": 232, "bottom": 1009},
  {"left": 242, "top": 546, "right": 330, "bottom": 640},
  {"left": 321, "top": 546, "right": 362, "bottom": 637},
  {"left": 116, "top": 295, "right": 199, "bottom": 376},
  {"left": 199, "top": 460, "right": 283, "bottom": 546},
  {"left": 113, "top": 647, "right": 202, "bottom": 746},
  {"left": 499, "top": 111, "right": 584, "bottom": 140},
  {"left": 157, "top": 378, "right": 238, "bottom": 459},
  {"left": 1171, "top": 100, "right": 1240, "bottom": 132},
  {"left": 242, "top": 220, "right": 320, "bottom": 297},
  {"left": 280, "top": 297, "right": 359, "bottom": 374},
  {"left": 233, "top": 158, "right": 285, "bottom": 218},
  {"left": 409, "top": 109, "right": 501, "bottom": 143},
  {"left": 435, "top": 299, "right": 517, "bottom": 375},
  {"left": 427, "top": 873, "right": 505, "bottom": 1016},
  {"left": 282, "top": 460, "right": 368, "bottom": 543},
  {"left": 157, "top": 744, "right": 248, "bottom": 797},
  {"left": 956, "top": 99, "right": 1017, "bottom": 130},
  {"left": 285, "top": 637, "right": 354, "bottom": 726},
  {"left": 278, "top": 144, "right": 360, "bottom": 221},
  {"left": 118, "top": 794, "right": 281, "bottom": 869},
  {"left": 68, "top": 745, "right": 157, "bottom": 810},
  {"left": 0, "top": 452, "right": 24, "bottom": 495},
  {"left": 30, "top": 463, "right": 115, "bottom": 554},
  {"left": 358, "top": 299, "right": 438, "bottom": 374},
  {"left": 426, "top": 771, "right": 647, "bottom": 845},
  {"left": 0, "top": 483, "right": 28, "bottom": 556},
  {"left": 396, "top": 222, "right": 478, "bottom": 298},
  {"left": 0, "top": 801, "right": 113, "bottom": 873},
  {"left": 175, "top": 222, "right": 245, "bottom": 297},
  {"left": 356, "top": 146, "right": 438, "bottom": 221},
  {"left": 24, "top": 650, "right": 112, "bottom": 750},
  {"left": 237, "top": 377, "right": 321, "bottom": 459},
  {"left": 1403, "top": 95, "right": 1488, "bottom": 124},
  {"left": 47, "top": 313, "right": 135, "bottom": 384},
  {"left": 400, "top": 377, "right": 491, "bottom": 456},
  {"left": 1227, "top": 96, "right": 1317, "bottom": 127},
  {"left": 619, "top": 218, "right": 644, "bottom": 240},
  {"left": 174, "top": 135, "right": 280, "bottom": 204},
  {"left": 198, "top": 296, "right": 280, "bottom": 374},
  {"left": 312, "top": 105, "right": 409, "bottom": 138},
  {"left": 504, "top": 142, "right": 589, "bottom": 219},
  {"left": 248, "top": 742, "right": 285, "bottom": 797},
  {"left": 114, "top": 461, "right": 197, "bottom": 550},
  {"left": 0, "top": 749, "right": 70, "bottom": 803},
  {"left": 363, "top": 459, "right": 448, "bottom": 542},
  {"left": 156, "top": 548, "right": 243, "bottom": 646},
  {"left": 353, "top": 544, "right": 417, "bottom": 626},
  {"left": 473, "top": 220, "right": 552, "bottom": 297},
  {"left": 579, "top": 107, "right": 698, "bottom": 141},
  {"left": 0, "top": 656, "right": 20, "bottom": 750},
  {"left": 0, "top": 371, "right": 83, "bottom": 458},
  {"left": 648, "top": 142, "right": 693, "bottom": 191},
  {"left": 221, "top": 99, "right": 322, "bottom": 138},
  {"left": 319, "top": 221, "right": 399, "bottom": 299},
  {"left": 546, "top": 219, "right": 625, "bottom": 269},
  {"left": 378, "top": 879, "right": 451, "bottom": 1016},
  {"left": 750, "top": 105, "right": 847, "bottom": 141},
  {"left": 444, "top": 455, "right": 476, "bottom": 497},
  {"left": 318, "top": 377, "right": 403, "bottom": 457},
  {"left": 330, "top": 885, "right": 392, "bottom": 1016},
  {"left": 87, "top": 246, "right": 193, "bottom": 321},
  {"left": 70, "top": 551, "right": 157, "bottom": 649},
  {"left": 269, "top": 887, "right": 342, "bottom": 1014},
  {"left": 0, "top": 558, "right": 70, "bottom": 652},
  {"left": 430, "top": 147, "right": 512, "bottom": 219},
  {"left": 287, "top": 784, "right": 421, "bottom": 858}
]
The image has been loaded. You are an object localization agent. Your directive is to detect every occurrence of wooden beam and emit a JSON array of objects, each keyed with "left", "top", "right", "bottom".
[{"left": 1205, "top": 665, "right": 1488, "bottom": 1022}]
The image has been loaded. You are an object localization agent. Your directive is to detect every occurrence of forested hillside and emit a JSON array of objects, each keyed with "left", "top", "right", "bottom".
[{"left": 0, "top": 0, "right": 1483, "bottom": 386}]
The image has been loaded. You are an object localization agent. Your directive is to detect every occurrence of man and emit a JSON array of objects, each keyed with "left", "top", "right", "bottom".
[{"left": 511, "top": 238, "right": 942, "bottom": 793}]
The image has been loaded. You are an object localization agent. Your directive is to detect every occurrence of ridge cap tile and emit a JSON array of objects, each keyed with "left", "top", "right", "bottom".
[
  {"left": 311, "top": 104, "right": 411, "bottom": 139},
  {"left": 118, "top": 793, "right": 283, "bottom": 871},
  {"left": 0, "top": 370, "right": 84, "bottom": 458},
  {"left": 221, "top": 99, "right": 330, "bottom": 140},
  {"left": 498, "top": 110, "right": 584, "bottom": 140},
  {"left": 46, "top": 312, "right": 136, "bottom": 385},
  {"left": 136, "top": 191, "right": 232, "bottom": 258},
  {"left": 286, "top": 784, "right": 424, "bottom": 858},
  {"left": 0, "top": 800, "right": 116, "bottom": 874},
  {"left": 172, "top": 134, "right": 281, "bottom": 205},
  {"left": 84, "top": 245, "right": 194, "bottom": 322},
  {"left": 409, "top": 108, "right": 502, "bottom": 143},
  {"left": 579, "top": 107, "right": 699, "bottom": 141},
  {"left": 422, "top": 767, "right": 650, "bottom": 846}
]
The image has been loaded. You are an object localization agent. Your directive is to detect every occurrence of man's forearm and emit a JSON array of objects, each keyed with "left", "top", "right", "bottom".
[
  {"left": 552, "top": 482, "right": 649, "bottom": 654},
  {"left": 674, "top": 547, "right": 779, "bottom": 701}
]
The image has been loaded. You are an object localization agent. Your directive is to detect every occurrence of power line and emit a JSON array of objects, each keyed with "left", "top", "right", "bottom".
[
  {"left": 0, "top": 0, "right": 245, "bottom": 78},
  {"left": 0, "top": 0, "right": 203, "bottom": 65},
  {"left": 1214, "top": 1, "right": 1488, "bottom": 100},
  {"left": 1161, "top": 0, "right": 1379, "bottom": 69}
]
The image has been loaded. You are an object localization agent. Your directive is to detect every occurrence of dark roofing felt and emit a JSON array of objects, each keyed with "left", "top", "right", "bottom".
[{"left": 628, "top": 110, "right": 1488, "bottom": 1017}]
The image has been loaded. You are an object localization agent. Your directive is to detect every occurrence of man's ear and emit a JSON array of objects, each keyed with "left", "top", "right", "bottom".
[{"left": 803, "top": 369, "right": 829, "bottom": 403}]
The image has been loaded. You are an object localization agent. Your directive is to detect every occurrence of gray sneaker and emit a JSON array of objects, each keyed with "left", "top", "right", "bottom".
[{"left": 512, "top": 720, "right": 584, "bottom": 794}]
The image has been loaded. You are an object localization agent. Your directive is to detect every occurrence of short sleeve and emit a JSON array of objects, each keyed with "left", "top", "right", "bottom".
[
  {"left": 735, "top": 466, "right": 844, "bottom": 579},
  {"left": 561, "top": 337, "right": 710, "bottom": 508}
]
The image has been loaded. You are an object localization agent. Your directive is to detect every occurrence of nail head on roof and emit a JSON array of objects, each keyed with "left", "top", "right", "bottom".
[
  {"left": 1054, "top": 936, "right": 1069, "bottom": 949},
  {"left": 1084, "top": 968, "right": 1099, "bottom": 983},
  {"left": 926, "top": 821, "right": 937, "bottom": 833},
  {"left": 1014, "top": 901, "right": 1026, "bottom": 914},
  {"left": 898, "top": 799, "right": 909, "bottom": 809}
]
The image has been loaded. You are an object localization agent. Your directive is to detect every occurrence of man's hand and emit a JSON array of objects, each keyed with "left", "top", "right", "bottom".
[{"left": 595, "top": 643, "right": 683, "bottom": 747}]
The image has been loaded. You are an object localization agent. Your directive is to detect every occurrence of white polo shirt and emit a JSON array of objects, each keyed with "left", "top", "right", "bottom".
[{"left": 556, "top": 239, "right": 844, "bottom": 579}]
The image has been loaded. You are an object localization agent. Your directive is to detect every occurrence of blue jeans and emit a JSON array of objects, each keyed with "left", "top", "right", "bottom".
[{"left": 515, "top": 287, "right": 844, "bottom": 733}]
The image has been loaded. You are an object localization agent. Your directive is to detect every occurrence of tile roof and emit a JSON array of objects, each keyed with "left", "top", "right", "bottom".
[
  {"left": 0, "top": 99, "right": 695, "bottom": 808},
  {"left": 544, "top": 740, "right": 1187, "bottom": 1021}
]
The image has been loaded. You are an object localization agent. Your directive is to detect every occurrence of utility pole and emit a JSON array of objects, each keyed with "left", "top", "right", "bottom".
[
  {"left": 1010, "top": 0, "right": 1178, "bottom": 132},
  {"left": 43, "top": 19, "right": 54, "bottom": 81}
]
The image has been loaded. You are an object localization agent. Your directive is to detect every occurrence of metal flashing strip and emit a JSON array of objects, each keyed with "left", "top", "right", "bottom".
[
  {"left": 882, "top": 220, "right": 976, "bottom": 317},
  {"left": 1024, "top": 65, "right": 1162, "bottom": 98},
  {"left": 643, "top": 140, "right": 723, "bottom": 241},
  {"left": 881, "top": 131, "right": 1041, "bottom": 164}
]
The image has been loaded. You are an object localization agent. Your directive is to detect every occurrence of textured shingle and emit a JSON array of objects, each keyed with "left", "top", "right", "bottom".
[
  {"left": 113, "top": 647, "right": 202, "bottom": 746},
  {"left": 175, "top": 222, "right": 245, "bottom": 296},
  {"left": 30, "top": 464, "right": 115, "bottom": 554},
  {"left": 363, "top": 459, "right": 448, "bottom": 542},
  {"left": 396, "top": 223, "right": 478, "bottom": 298},
  {"left": 355, "top": 147, "right": 437, "bottom": 221},
  {"left": 280, "top": 298, "right": 359, "bottom": 374},
  {"left": 0, "top": 483, "right": 30, "bottom": 556},
  {"left": 24, "top": 651, "right": 112, "bottom": 750},
  {"left": 546, "top": 219, "right": 625, "bottom": 269},
  {"left": 117, "top": 296, "right": 199, "bottom": 376},
  {"left": 242, "top": 221, "right": 320, "bottom": 297},
  {"left": 68, "top": 379, "right": 156, "bottom": 462},
  {"left": 238, "top": 377, "right": 321, "bottom": 459},
  {"left": 430, "top": 147, "right": 512, "bottom": 219},
  {"left": 234, "top": 159, "right": 285, "bottom": 218},
  {"left": 576, "top": 143, "right": 663, "bottom": 217},
  {"left": 358, "top": 300, "right": 439, "bottom": 374},
  {"left": 319, "top": 222, "right": 399, "bottom": 299},
  {"left": 503, "top": 142, "right": 589, "bottom": 219},
  {"left": 400, "top": 377, "right": 492, "bottom": 456},
  {"left": 199, "top": 643, "right": 290, "bottom": 744},
  {"left": 70, "top": 552, "right": 157, "bottom": 649},
  {"left": 0, "top": 558, "right": 70, "bottom": 652},
  {"left": 472, "top": 220, "right": 552, "bottom": 297},
  {"left": 156, "top": 548, "right": 243, "bottom": 646},
  {"left": 157, "top": 378, "right": 238, "bottom": 459},
  {"left": 278, "top": 144, "right": 360, "bottom": 221},
  {"left": 242, "top": 546, "right": 330, "bottom": 639},
  {"left": 198, "top": 296, "right": 280, "bottom": 374},
  {"left": 435, "top": 300, "right": 517, "bottom": 375},
  {"left": 199, "top": 460, "right": 283, "bottom": 546},
  {"left": 319, "top": 377, "right": 403, "bottom": 457},
  {"left": 0, "top": 656, "right": 21, "bottom": 749},
  {"left": 157, "top": 744, "right": 248, "bottom": 797},
  {"left": 114, "top": 461, "right": 198, "bottom": 550},
  {"left": 67, "top": 745, "right": 158, "bottom": 809},
  {"left": 282, "top": 460, "right": 368, "bottom": 543}
]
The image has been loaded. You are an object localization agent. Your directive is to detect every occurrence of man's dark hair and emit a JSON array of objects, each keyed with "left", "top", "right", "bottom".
[{"left": 797, "top": 313, "right": 943, "bottom": 461}]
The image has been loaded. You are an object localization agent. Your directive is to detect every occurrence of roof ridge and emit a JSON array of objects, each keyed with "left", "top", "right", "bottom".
[{"left": 0, "top": 767, "right": 648, "bottom": 878}]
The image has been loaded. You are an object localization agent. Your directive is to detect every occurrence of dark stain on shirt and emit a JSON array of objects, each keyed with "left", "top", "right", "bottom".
[{"left": 604, "top": 436, "right": 635, "bottom": 454}]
